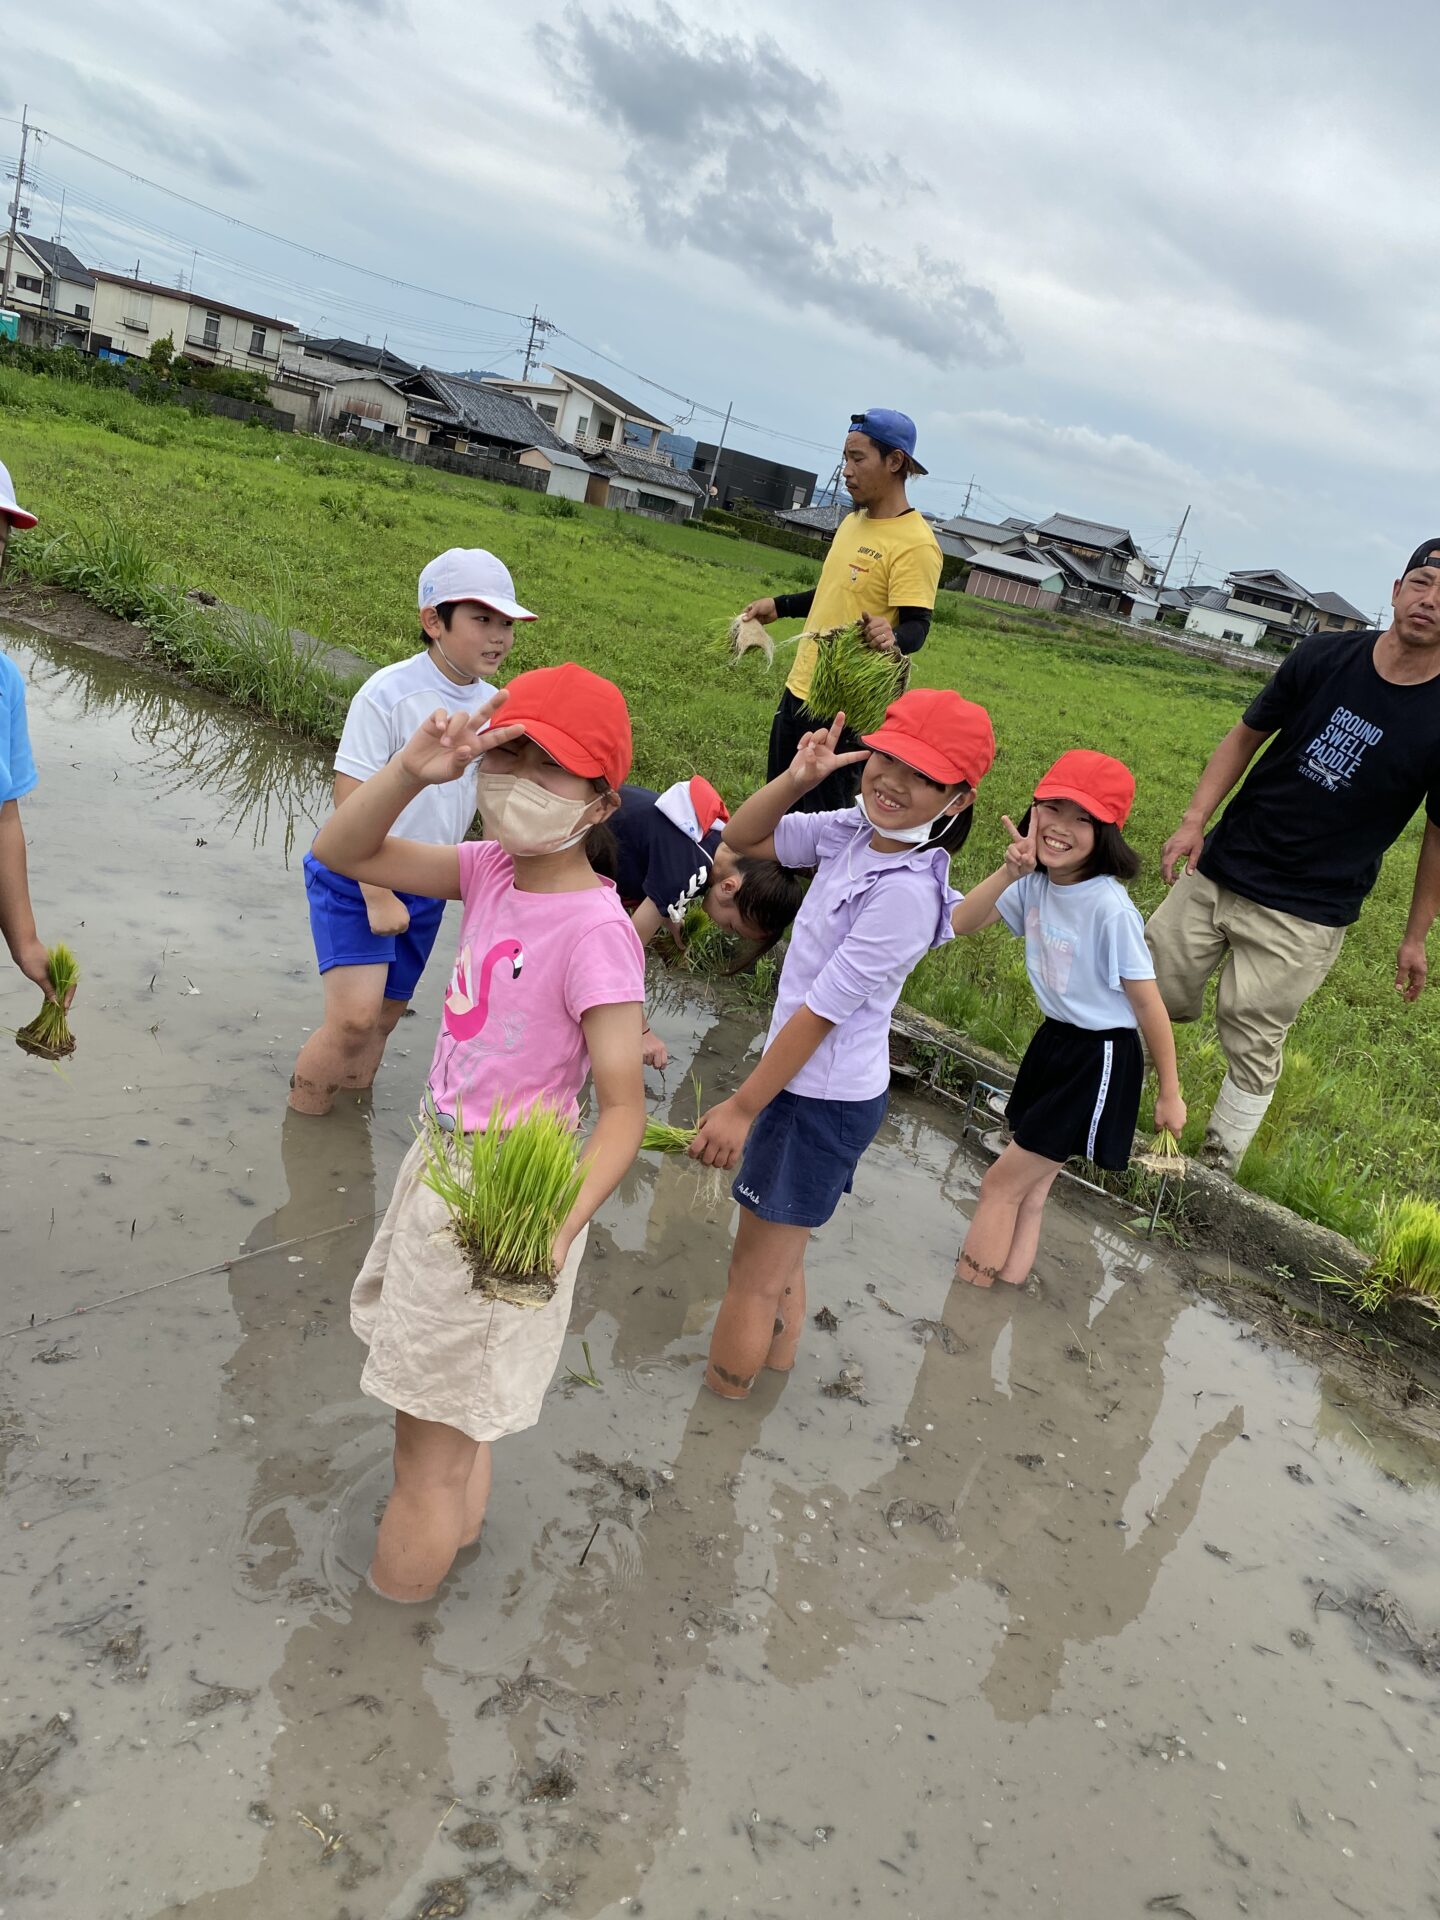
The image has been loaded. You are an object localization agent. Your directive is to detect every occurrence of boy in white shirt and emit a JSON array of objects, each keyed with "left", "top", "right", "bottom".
[{"left": 288, "top": 549, "right": 535, "bottom": 1115}]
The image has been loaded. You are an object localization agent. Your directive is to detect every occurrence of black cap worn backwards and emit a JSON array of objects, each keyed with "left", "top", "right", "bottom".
[{"left": 1403, "top": 540, "right": 1440, "bottom": 578}]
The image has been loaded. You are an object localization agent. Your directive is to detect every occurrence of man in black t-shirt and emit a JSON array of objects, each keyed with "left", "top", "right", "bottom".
[{"left": 1145, "top": 539, "right": 1440, "bottom": 1171}]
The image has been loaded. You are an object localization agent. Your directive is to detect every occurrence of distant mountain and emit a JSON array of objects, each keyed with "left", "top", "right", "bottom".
[{"left": 656, "top": 431, "right": 698, "bottom": 467}]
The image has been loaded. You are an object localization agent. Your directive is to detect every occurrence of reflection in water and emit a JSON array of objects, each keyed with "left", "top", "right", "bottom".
[
  {"left": 167, "top": 1097, "right": 459, "bottom": 1915},
  {"left": 766, "top": 1229, "right": 1243, "bottom": 1723},
  {"left": 19, "top": 635, "right": 329, "bottom": 862}
]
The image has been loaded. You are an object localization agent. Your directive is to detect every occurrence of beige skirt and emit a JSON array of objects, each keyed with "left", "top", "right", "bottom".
[{"left": 351, "top": 1136, "right": 589, "bottom": 1443}]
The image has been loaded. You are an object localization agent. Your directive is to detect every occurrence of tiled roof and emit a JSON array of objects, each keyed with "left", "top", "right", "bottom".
[
  {"left": 594, "top": 443, "right": 703, "bottom": 494},
  {"left": 1312, "top": 589, "right": 1368, "bottom": 622},
  {"left": 1228, "top": 568, "right": 1313, "bottom": 604},
  {"left": 298, "top": 337, "right": 419, "bottom": 376},
  {"left": 414, "top": 370, "right": 574, "bottom": 451},
  {"left": 545, "top": 366, "right": 669, "bottom": 432},
  {"left": 1034, "top": 512, "right": 1139, "bottom": 555},
  {"left": 24, "top": 237, "right": 93, "bottom": 286},
  {"left": 775, "top": 501, "right": 848, "bottom": 533}
]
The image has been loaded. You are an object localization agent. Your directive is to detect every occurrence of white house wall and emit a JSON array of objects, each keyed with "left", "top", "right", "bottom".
[{"left": 1186, "top": 605, "right": 1265, "bottom": 648}]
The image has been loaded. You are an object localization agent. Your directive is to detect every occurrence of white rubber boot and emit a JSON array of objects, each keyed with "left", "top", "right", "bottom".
[{"left": 1199, "top": 1073, "right": 1274, "bottom": 1174}]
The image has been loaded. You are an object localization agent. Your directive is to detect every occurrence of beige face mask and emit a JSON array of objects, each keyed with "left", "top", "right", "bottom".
[{"left": 474, "top": 773, "right": 597, "bottom": 857}]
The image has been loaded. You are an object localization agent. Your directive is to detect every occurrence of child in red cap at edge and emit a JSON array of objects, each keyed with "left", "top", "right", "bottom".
[
  {"left": 688, "top": 689, "right": 996, "bottom": 1397},
  {"left": 311, "top": 665, "right": 646, "bottom": 1601},
  {"left": 950, "top": 749, "right": 1186, "bottom": 1288}
]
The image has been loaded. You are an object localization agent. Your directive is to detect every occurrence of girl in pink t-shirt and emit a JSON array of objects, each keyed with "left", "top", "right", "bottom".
[{"left": 311, "top": 664, "right": 646, "bottom": 1602}]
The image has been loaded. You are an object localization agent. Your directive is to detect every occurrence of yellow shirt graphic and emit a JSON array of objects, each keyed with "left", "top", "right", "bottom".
[{"left": 785, "top": 508, "right": 943, "bottom": 702}]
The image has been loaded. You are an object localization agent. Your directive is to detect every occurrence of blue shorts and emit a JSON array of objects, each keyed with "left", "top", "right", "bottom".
[
  {"left": 732, "top": 1088, "right": 889, "bottom": 1229},
  {"left": 303, "top": 852, "right": 448, "bottom": 1004}
]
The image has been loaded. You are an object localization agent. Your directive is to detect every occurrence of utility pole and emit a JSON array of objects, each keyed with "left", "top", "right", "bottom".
[
  {"left": 1184, "top": 551, "right": 1204, "bottom": 588},
  {"left": 961, "top": 475, "right": 976, "bottom": 515},
  {"left": 2, "top": 105, "right": 31, "bottom": 317},
  {"left": 701, "top": 401, "right": 732, "bottom": 516},
  {"left": 521, "top": 306, "right": 553, "bottom": 381},
  {"left": 1158, "top": 504, "right": 1191, "bottom": 592}
]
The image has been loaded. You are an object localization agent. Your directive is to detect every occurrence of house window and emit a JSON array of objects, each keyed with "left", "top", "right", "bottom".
[
  {"left": 404, "top": 427, "right": 417, "bottom": 439},
  {"left": 637, "top": 490, "right": 675, "bottom": 516},
  {"left": 249, "top": 325, "right": 267, "bottom": 356},
  {"left": 535, "top": 403, "right": 559, "bottom": 424},
  {"left": 1223, "top": 629, "right": 1244, "bottom": 644},
  {"left": 16, "top": 273, "right": 42, "bottom": 294},
  {"left": 202, "top": 311, "right": 221, "bottom": 349},
  {"left": 576, "top": 415, "right": 590, "bottom": 437},
  {"left": 74, "top": 303, "right": 89, "bottom": 320}
]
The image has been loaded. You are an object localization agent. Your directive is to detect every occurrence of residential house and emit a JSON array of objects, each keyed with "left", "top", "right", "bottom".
[
  {"left": 774, "top": 501, "right": 848, "bottom": 537},
  {"left": 963, "top": 551, "right": 1065, "bottom": 612},
  {"left": 484, "top": 364, "right": 670, "bottom": 455},
  {"left": 328, "top": 375, "right": 411, "bottom": 436},
  {"left": 585, "top": 442, "right": 703, "bottom": 520},
  {"left": 931, "top": 513, "right": 1029, "bottom": 562},
  {"left": 1031, "top": 513, "right": 1146, "bottom": 584},
  {"left": 1179, "top": 586, "right": 1268, "bottom": 649},
  {"left": 395, "top": 369, "right": 576, "bottom": 457},
  {"left": 516, "top": 445, "right": 594, "bottom": 503},
  {"left": 0, "top": 235, "right": 94, "bottom": 343},
  {"left": 1224, "top": 569, "right": 1316, "bottom": 645},
  {"left": 691, "top": 443, "right": 816, "bottom": 514},
  {"left": 1310, "top": 589, "right": 1370, "bottom": 635},
  {"left": 282, "top": 336, "right": 419, "bottom": 381},
  {"left": 86, "top": 273, "right": 292, "bottom": 375}
]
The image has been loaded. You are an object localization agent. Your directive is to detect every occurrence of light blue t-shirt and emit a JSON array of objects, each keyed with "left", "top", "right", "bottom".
[
  {"left": 997, "top": 871, "right": 1153, "bottom": 1031},
  {"left": 0, "top": 652, "right": 37, "bottom": 805}
]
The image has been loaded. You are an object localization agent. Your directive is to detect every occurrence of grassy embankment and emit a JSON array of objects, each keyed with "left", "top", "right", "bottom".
[{"left": 3, "top": 363, "right": 1437, "bottom": 1244}]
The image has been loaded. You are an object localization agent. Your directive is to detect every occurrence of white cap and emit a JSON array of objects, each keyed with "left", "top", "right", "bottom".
[
  {"left": 0, "top": 460, "right": 37, "bottom": 530},
  {"left": 417, "top": 548, "right": 536, "bottom": 621}
]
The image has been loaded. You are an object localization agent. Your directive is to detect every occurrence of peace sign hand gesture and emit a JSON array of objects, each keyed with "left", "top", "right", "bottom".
[
  {"left": 1001, "top": 813, "right": 1038, "bottom": 881},
  {"left": 398, "top": 691, "right": 522, "bottom": 786},
  {"left": 789, "top": 712, "right": 871, "bottom": 795}
]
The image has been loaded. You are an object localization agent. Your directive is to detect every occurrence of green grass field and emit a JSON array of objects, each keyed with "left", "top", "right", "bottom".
[{"left": 3, "top": 364, "right": 1436, "bottom": 1240}]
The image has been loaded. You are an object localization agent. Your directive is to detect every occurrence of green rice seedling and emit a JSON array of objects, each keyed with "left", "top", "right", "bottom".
[
  {"left": 802, "top": 622, "right": 906, "bottom": 737},
  {"left": 728, "top": 612, "right": 774, "bottom": 665},
  {"left": 1365, "top": 1195, "right": 1440, "bottom": 1303},
  {"left": 418, "top": 1098, "right": 585, "bottom": 1308},
  {"left": 15, "top": 944, "right": 80, "bottom": 1059},
  {"left": 641, "top": 1077, "right": 703, "bottom": 1153}
]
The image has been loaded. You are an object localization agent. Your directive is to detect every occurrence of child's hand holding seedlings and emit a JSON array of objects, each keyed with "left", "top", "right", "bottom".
[
  {"left": 1153, "top": 1088, "right": 1188, "bottom": 1138},
  {"left": 398, "top": 693, "right": 519, "bottom": 786},
  {"left": 688, "top": 1095, "right": 753, "bottom": 1170},
  {"left": 788, "top": 712, "right": 870, "bottom": 798}
]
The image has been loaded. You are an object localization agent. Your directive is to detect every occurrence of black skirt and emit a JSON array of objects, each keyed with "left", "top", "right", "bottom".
[{"left": 1006, "top": 1018, "right": 1144, "bottom": 1171}]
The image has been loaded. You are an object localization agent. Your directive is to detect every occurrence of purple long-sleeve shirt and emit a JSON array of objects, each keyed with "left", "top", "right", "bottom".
[{"left": 767, "top": 807, "right": 960, "bottom": 1101}]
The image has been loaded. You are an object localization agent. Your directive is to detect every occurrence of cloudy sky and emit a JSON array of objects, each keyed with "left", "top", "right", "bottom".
[{"left": 6, "top": 0, "right": 1435, "bottom": 610}]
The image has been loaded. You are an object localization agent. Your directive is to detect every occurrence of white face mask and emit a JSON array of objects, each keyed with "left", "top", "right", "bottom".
[
  {"left": 474, "top": 773, "right": 596, "bottom": 857},
  {"left": 857, "top": 791, "right": 957, "bottom": 847}
]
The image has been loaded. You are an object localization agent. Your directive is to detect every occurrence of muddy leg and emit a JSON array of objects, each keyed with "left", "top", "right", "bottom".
[
  {"left": 706, "top": 1212, "right": 811, "bottom": 1399},
  {"left": 288, "top": 963, "right": 389, "bottom": 1115},
  {"left": 765, "top": 1247, "right": 808, "bottom": 1372},
  {"left": 343, "top": 995, "right": 408, "bottom": 1091},
  {"left": 957, "top": 1143, "right": 1060, "bottom": 1287},
  {"left": 459, "top": 1442, "right": 493, "bottom": 1547},
  {"left": 369, "top": 1411, "right": 480, "bottom": 1602},
  {"left": 995, "top": 1164, "right": 1062, "bottom": 1285}
]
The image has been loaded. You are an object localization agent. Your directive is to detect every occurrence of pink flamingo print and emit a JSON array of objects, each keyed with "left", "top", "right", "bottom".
[{"left": 443, "top": 937, "right": 524, "bottom": 1042}]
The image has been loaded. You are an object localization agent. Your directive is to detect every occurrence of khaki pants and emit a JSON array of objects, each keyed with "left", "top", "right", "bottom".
[{"left": 1144, "top": 869, "right": 1344, "bottom": 1097}]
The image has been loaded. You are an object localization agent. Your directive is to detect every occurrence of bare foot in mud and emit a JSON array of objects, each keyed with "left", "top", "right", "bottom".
[
  {"left": 956, "top": 1250, "right": 998, "bottom": 1288},
  {"left": 703, "top": 1360, "right": 755, "bottom": 1400}
]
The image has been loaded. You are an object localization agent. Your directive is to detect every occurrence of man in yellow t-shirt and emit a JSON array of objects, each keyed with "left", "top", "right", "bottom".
[{"left": 741, "top": 409, "right": 944, "bottom": 812}]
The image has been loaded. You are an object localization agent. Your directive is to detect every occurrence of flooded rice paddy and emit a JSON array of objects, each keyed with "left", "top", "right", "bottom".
[{"left": 2, "top": 625, "right": 1438, "bottom": 1920}]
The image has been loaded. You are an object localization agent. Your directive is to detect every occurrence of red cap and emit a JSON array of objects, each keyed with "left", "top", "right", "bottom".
[
  {"left": 862, "top": 687, "right": 996, "bottom": 788},
  {"left": 490, "top": 663, "right": 632, "bottom": 788},
  {"left": 1034, "top": 749, "right": 1135, "bottom": 827}
]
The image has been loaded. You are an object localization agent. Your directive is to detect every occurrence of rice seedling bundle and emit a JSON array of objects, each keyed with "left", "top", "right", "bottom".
[
  {"left": 1134, "top": 1127, "right": 1185, "bottom": 1176},
  {"left": 802, "top": 623, "right": 906, "bottom": 738},
  {"left": 1367, "top": 1195, "right": 1440, "bottom": 1302},
  {"left": 419, "top": 1098, "right": 585, "bottom": 1308},
  {"left": 641, "top": 1117, "right": 699, "bottom": 1153},
  {"left": 15, "top": 943, "right": 79, "bottom": 1059},
  {"left": 729, "top": 613, "right": 773, "bottom": 665}
]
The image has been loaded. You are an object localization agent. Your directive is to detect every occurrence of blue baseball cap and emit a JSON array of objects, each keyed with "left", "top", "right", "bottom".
[{"left": 848, "top": 408, "right": 926, "bottom": 476}]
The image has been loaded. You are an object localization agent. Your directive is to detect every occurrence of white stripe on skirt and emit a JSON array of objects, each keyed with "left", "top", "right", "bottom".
[{"left": 1085, "top": 1039, "right": 1114, "bottom": 1162}]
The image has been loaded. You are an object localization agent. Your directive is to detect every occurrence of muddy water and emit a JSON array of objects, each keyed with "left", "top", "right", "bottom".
[{"left": 3, "top": 625, "right": 1439, "bottom": 1920}]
